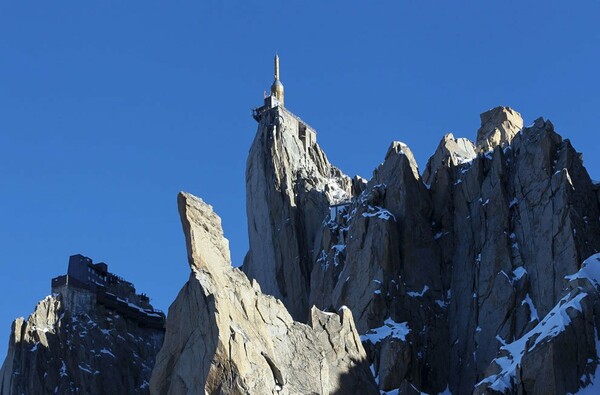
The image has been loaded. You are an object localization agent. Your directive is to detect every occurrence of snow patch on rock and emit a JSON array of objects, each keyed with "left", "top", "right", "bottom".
[
  {"left": 360, "top": 318, "right": 410, "bottom": 344},
  {"left": 479, "top": 254, "right": 600, "bottom": 391}
]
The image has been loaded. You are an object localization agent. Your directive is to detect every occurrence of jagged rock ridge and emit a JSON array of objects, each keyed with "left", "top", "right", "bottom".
[
  {"left": 433, "top": 115, "right": 600, "bottom": 393},
  {"left": 245, "top": 104, "right": 600, "bottom": 394},
  {"left": 0, "top": 282, "right": 164, "bottom": 394},
  {"left": 150, "top": 192, "right": 377, "bottom": 395},
  {"left": 243, "top": 105, "right": 355, "bottom": 322},
  {"left": 3, "top": 102, "right": 599, "bottom": 395}
]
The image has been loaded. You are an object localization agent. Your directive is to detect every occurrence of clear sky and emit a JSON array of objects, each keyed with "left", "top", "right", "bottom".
[{"left": 1, "top": 2, "right": 599, "bottom": 360}]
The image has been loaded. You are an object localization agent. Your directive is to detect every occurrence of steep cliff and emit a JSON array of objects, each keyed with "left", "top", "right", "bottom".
[
  {"left": 429, "top": 114, "right": 600, "bottom": 393},
  {"left": 150, "top": 192, "right": 377, "bottom": 395},
  {"left": 0, "top": 292, "right": 164, "bottom": 395},
  {"left": 474, "top": 253, "right": 600, "bottom": 394},
  {"left": 246, "top": 104, "right": 600, "bottom": 394},
  {"left": 243, "top": 106, "right": 354, "bottom": 322},
  {"left": 310, "top": 141, "right": 450, "bottom": 392},
  {"left": 5, "top": 102, "right": 598, "bottom": 395}
]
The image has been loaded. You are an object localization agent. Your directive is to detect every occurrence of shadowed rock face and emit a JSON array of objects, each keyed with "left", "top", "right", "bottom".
[
  {"left": 433, "top": 117, "right": 600, "bottom": 393},
  {"left": 474, "top": 254, "right": 600, "bottom": 394},
  {"left": 149, "top": 192, "right": 377, "bottom": 395},
  {"left": 311, "top": 142, "right": 449, "bottom": 393},
  {"left": 245, "top": 104, "right": 600, "bottom": 394},
  {"left": 0, "top": 295, "right": 163, "bottom": 395}
]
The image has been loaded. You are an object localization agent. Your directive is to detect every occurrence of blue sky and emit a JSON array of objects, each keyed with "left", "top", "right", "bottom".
[{"left": 1, "top": 2, "right": 599, "bottom": 360}]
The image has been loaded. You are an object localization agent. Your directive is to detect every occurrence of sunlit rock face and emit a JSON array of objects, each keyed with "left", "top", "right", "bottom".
[
  {"left": 476, "top": 106, "right": 523, "bottom": 152},
  {"left": 243, "top": 105, "right": 353, "bottom": 323},
  {"left": 245, "top": 103, "right": 600, "bottom": 394},
  {"left": 149, "top": 192, "right": 377, "bottom": 395},
  {"left": 6, "top": 103, "right": 599, "bottom": 395}
]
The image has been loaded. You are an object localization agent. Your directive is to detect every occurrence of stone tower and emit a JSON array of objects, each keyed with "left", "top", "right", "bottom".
[{"left": 270, "top": 54, "right": 284, "bottom": 106}]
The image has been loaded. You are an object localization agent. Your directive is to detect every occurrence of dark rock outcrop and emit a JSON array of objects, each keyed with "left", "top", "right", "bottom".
[
  {"left": 0, "top": 293, "right": 163, "bottom": 395},
  {"left": 474, "top": 254, "right": 600, "bottom": 394},
  {"left": 432, "top": 116, "right": 600, "bottom": 393},
  {"left": 311, "top": 142, "right": 449, "bottom": 393}
]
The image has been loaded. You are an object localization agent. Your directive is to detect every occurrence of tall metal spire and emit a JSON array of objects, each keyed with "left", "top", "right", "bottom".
[{"left": 270, "top": 53, "right": 284, "bottom": 106}]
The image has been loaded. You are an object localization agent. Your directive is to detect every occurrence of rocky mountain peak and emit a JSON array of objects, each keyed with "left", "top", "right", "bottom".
[
  {"left": 476, "top": 106, "right": 523, "bottom": 152},
  {"left": 243, "top": 105, "right": 354, "bottom": 322},
  {"left": 244, "top": 101, "right": 600, "bottom": 393},
  {"left": 381, "top": 141, "right": 420, "bottom": 181},
  {"left": 150, "top": 191, "right": 378, "bottom": 394},
  {"left": 0, "top": 256, "right": 165, "bottom": 395},
  {"left": 423, "top": 133, "right": 477, "bottom": 185},
  {"left": 178, "top": 192, "right": 231, "bottom": 273},
  {"left": 4, "top": 98, "right": 599, "bottom": 395}
]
